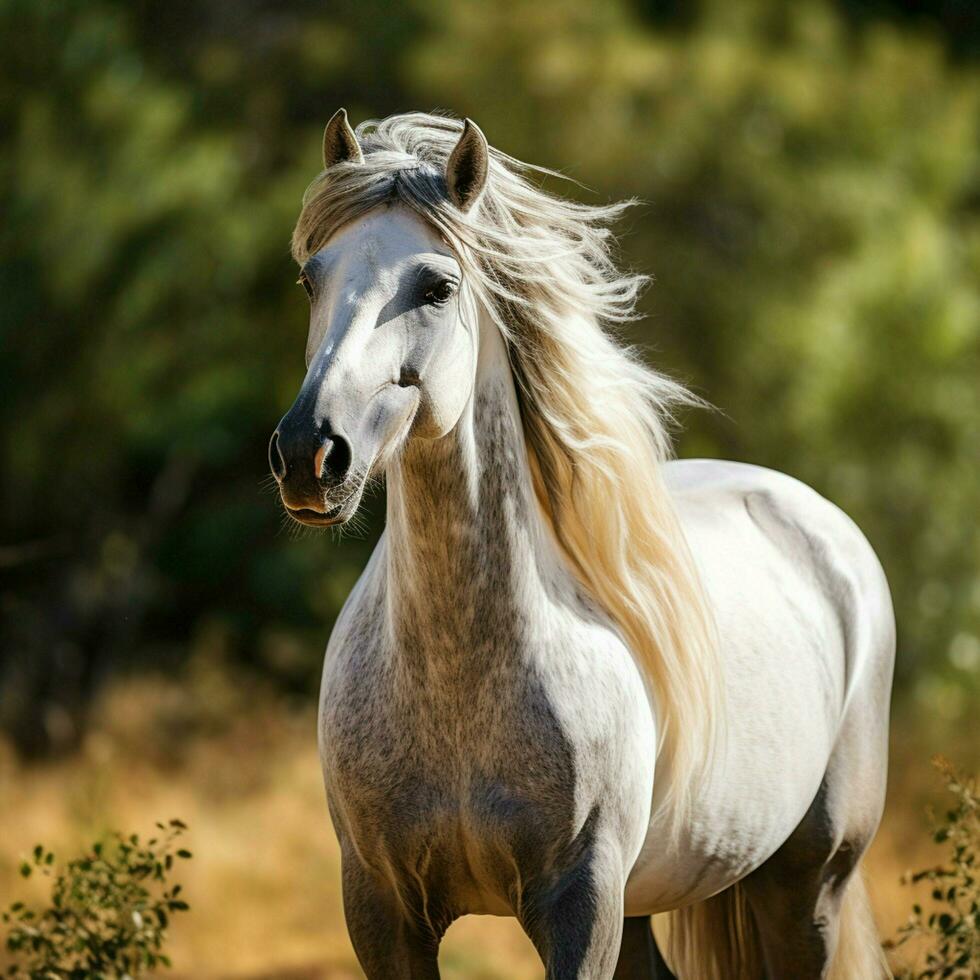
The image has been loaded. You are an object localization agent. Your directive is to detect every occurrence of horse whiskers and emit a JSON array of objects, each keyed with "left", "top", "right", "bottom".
[{"left": 258, "top": 473, "right": 281, "bottom": 494}]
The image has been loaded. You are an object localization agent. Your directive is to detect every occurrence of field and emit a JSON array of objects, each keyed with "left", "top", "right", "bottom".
[{"left": 1, "top": 660, "right": 974, "bottom": 978}]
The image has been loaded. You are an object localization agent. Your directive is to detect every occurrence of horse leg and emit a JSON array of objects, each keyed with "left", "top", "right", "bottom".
[
  {"left": 340, "top": 854, "right": 442, "bottom": 979},
  {"left": 521, "top": 841, "right": 626, "bottom": 980},
  {"left": 613, "top": 916, "right": 677, "bottom": 979},
  {"left": 740, "top": 780, "right": 875, "bottom": 979},
  {"left": 742, "top": 645, "right": 890, "bottom": 980}
]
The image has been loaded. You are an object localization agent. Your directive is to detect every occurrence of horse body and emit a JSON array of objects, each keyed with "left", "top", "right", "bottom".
[
  {"left": 272, "top": 110, "right": 894, "bottom": 977},
  {"left": 627, "top": 458, "right": 894, "bottom": 913},
  {"left": 319, "top": 323, "right": 893, "bottom": 939}
]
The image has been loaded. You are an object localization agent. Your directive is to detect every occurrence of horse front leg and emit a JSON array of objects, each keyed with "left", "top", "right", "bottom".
[
  {"left": 340, "top": 849, "right": 442, "bottom": 980},
  {"left": 521, "top": 839, "right": 627, "bottom": 980}
]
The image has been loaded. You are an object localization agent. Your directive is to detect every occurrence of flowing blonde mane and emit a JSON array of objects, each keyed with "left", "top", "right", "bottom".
[{"left": 292, "top": 112, "right": 723, "bottom": 831}]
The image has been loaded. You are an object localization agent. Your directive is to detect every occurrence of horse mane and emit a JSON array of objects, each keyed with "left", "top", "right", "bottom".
[{"left": 291, "top": 111, "right": 724, "bottom": 833}]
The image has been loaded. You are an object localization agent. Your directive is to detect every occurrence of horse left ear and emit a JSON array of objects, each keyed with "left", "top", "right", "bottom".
[
  {"left": 322, "top": 108, "right": 363, "bottom": 169},
  {"left": 446, "top": 118, "right": 489, "bottom": 213}
]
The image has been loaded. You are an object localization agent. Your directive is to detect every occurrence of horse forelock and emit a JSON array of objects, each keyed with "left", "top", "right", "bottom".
[{"left": 291, "top": 111, "right": 726, "bottom": 835}]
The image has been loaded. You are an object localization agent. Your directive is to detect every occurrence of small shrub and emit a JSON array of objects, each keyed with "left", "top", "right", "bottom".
[
  {"left": 3, "top": 820, "right": 192, "bottom": 979},
  {"left": 888, "top": 757, "right": 980, "bottom": 979}
]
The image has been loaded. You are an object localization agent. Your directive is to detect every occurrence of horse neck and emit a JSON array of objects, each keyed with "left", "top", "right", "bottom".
[{"left": 383, "top": 320, "right": 565, "bottom": 665}]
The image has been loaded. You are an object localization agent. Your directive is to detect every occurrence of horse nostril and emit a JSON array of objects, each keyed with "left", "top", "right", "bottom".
[
  {"left": 317, "top": 434, "right": 351, "bottom": 483},
  {"left": 268, "top": 430, "right": 287, "bottom": 482}
]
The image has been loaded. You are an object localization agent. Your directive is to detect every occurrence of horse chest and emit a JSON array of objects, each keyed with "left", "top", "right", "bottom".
[
  {"left": 325, "top": 636, "right": 578, "bottom": 817},
  {"left": 319, "top": 601, "right": 641, "bottom": 914}
]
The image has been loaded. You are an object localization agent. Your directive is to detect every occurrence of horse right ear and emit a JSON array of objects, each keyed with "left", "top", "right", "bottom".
[{"left": 322, "top": 108, "right": 363, "bottom": 169}]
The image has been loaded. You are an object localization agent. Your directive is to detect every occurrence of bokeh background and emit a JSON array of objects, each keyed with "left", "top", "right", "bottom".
[{"left": 1, "top": 0, "right": 979, "bottom": 975}]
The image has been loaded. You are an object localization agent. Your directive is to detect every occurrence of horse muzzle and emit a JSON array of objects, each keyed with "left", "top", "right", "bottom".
[{"left": 268, "top": 418, "right": 355, "bottom": 526}]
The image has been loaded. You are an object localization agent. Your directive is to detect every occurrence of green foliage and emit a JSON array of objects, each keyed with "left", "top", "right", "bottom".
[
  {"left": 2, "top": 821, "right": 192, "bottom": 979},
  {"left": 889, "top": 758, "right": 980, "bottom": 978},
  {"left": 0, "top": 0, "right": 978, "bottom": 752}
]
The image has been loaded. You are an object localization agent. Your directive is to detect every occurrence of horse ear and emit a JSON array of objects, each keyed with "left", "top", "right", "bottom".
[
  {"left": 322, "top": 108, "right": 363, "bottom": 169},
  {"left": 446, "top": 118, "right": 489, "bottom": 212}
]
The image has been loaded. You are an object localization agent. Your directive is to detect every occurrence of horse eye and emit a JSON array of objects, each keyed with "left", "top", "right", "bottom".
[
  {"left": 297, "top": 273, "right": 314, "bottom": 300},
  {"left": 424, "top": 280, "right": 457, "bottom": 305}
]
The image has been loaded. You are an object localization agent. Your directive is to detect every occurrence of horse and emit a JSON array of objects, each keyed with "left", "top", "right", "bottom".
[{"left": 268, "top": 109, "right": 895, "bottom": 979}]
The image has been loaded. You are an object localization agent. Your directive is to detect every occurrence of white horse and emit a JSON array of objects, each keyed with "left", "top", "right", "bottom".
[{"left": 269, "top": 110, "right": 895, "bottom": 979}]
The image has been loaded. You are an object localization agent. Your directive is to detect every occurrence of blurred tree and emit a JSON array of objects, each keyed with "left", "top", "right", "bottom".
[
  {"left": 0, "top": 0, "right": 977, "bottom": 755},
  {"left": 0, "top": 0, "right": 385, "bottom": 753}
]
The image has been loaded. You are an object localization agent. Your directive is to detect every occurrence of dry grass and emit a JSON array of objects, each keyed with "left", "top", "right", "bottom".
[{"left": 0, "top": 662, "right": 974, "bottom": 979}]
